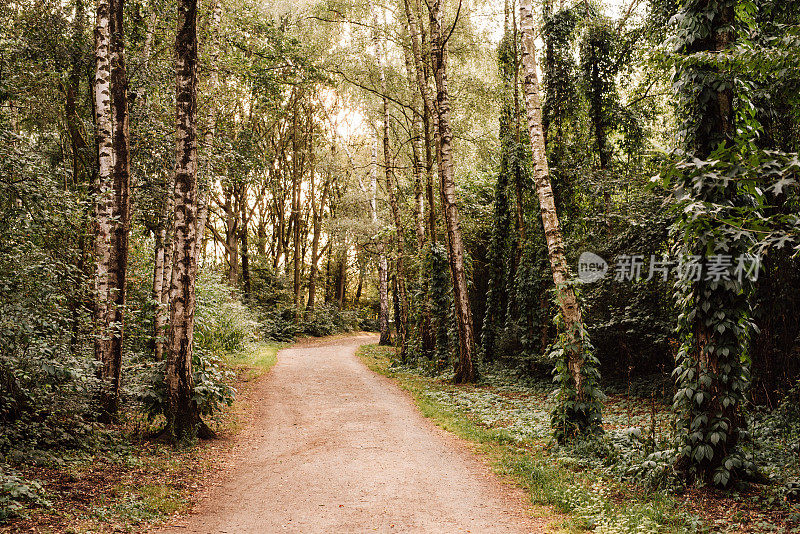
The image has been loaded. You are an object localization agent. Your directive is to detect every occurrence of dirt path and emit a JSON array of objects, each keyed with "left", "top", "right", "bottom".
[{"left": 156, "top": 334, "right": 544, "bottom": 533}]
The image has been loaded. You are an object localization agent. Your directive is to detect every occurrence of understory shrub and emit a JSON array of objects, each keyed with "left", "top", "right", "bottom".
[
  {"left": 248, "top": 264, "right": 376, "bottom": 341},
  {"left": 0, "top": 465, "right": 48, "bottom": 522}
]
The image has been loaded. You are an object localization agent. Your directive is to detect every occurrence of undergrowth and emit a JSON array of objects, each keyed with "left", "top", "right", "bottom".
[
  {"left": 359, "top": 344, "right": 800, "bottom": 533},
  {"left": 1, "top": 341, "right": 281, "bottom": 532}
]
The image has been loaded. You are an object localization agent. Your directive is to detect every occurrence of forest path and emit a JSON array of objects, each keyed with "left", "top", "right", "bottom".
[{"left": 155, "top": 333, "right": 543, "bottom": 533}]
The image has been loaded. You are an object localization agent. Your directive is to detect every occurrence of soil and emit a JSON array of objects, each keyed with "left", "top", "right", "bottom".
[{"left": 154, "top": 334, "right": 544, "bottom": 533}]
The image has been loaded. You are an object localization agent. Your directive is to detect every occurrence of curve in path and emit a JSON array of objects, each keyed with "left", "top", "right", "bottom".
[{"left": 156, "top": 334, "right": 543, "bottom": 533}]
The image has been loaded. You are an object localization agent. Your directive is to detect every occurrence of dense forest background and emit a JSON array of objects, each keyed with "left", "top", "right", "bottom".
[{"left": 1, "top": 0, "right": 800, "bottom": 529}]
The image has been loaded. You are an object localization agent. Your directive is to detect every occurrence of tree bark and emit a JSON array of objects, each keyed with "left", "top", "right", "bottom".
[
  {"left": 292, "top": 96, "right": 302, "bottom": 314},
  {"left": 152, "top": 198, "right": 167, "bottom": 361},
  {"left": 376, "top": 12, "right": 410, "bottom": 359},
  {"left": 403, "top": 41, "right": 427, "bottom": 251},
  {"left": 93, "top": 0, "right": 118, "bottom": 419},
  {"left": 156, "top": 192, "right": 174, "bottom": 362},
  {"left": 165, "top": 0, "right": 206, "bottom": 442},
  {"left": 429, "top": 0, "right": 476, "bottom": 383},
  {"left": 402, "top": 0, "right": 437, "bottom": 243},
  {"left": 107, "top": 0, "right": 131, "bottom": 418},
  {"left": 307, "top": 173, "right": 329, "bottom": 309},
  {"left": 520, "top": 0, "right": 584, "bottom": 395},
  {"left": 370, "top": 136, "right": 391, "bottom": 346}
]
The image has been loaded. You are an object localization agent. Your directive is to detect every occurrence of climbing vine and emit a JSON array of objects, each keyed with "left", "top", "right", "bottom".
[{"left": 549, "top": 284, "right": 604, "bottom": 443}]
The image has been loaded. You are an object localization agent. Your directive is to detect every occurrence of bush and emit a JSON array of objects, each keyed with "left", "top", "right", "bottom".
[
  {"left": 136, "top": 348, "right": 235, "bottom": 422},
  {"left": 302, "top": 304, "right": 360, "bottom": 337},
  {"left": 135, "top": 272, "right": 253, "bottom": 421},
  {"left": 195, "top": 278, "right": 260, "bottom": 354},
  {"left": 0, "top": 465, "right": 48, "bottom": 523},
  {"left": 248, "top": 262, "right": 374, "bottom": 341}
]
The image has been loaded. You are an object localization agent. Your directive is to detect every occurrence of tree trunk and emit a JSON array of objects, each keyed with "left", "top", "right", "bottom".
[
  {"left": 165, "top": 0, "right": 206, "bottom": 443},
  {"left": 65, "top": 0, "right": 89, "bottom": 354},
  {"left": 93, "top": 0, "right": 118, "bottom": 420},
  {"left": 65, "top": 0, "right": 89, "bottom": 189},
  {"left": 355, "top": 264, "right": 364, "bottom": 305},
  {"left": 429, "top": 0, "right": 476, "bottom": 383},
  {"left": 519, "top": 0, "right": 585, "bottom": 398},
  {"left": 377, "top": 12, "right": 410, "bottom": 359},
  {"left": 156, "top": 192, "right": 174, "bottom": 361},
  {"left": 337, "top": 247, "right": 347, "bottom": 309},
  {"left": 674, "top": 0, "right": 743, "bottom": 485},
  {"left": 371, "top": 136, "right": 392, "bottom": 346},
  {"left": 152, "top": 210, "right": 167, "bottom": 360},
  {"left": 402, "top": 0, "right": 437, "bottom": 243},
  {"left": 307, "top": 175, "right": 329, "bottom": 310},
  {"left": 378, "top": 244, "right": 391, "bottom": 345},
  {"left": 241, "top": 225, "right": 251, "bottom": 301},
  {"left": 292, "top": 97, "right": 302, "bottom": 314},
  {"left": 223, "top": 188, "right": 239, "bottom": 286},
  {"left": 406, "top": 49, "right": 426, "bottom": 250},
  {"left": 107, "top": 0, "right": 131, "bottom": 418}
]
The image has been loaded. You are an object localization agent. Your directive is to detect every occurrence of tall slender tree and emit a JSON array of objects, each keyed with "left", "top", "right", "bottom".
[
  {"left": 376, "top": 12, "right": 410, "bottom": 359},
  {"left": 165, "top": 0, "right": 207, "bottom": 442},
  {"left": 93, "top": 0, "right": 124, "bottom": 420},
  {"left": 671, "top": 0, "right": 750, "bottom": 486},
  {"left": 108, "top": 0, "right": 131, "bottom": 417},
  {"left": 429, "top": 0, "right": 476, "bottom": 383},
  {"left": 520, "top": 0, "right": 602, "bottom": 438}
]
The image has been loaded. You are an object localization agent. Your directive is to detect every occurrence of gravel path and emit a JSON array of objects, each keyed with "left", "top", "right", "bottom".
[{"left": 156, "top": 334, "right": 543, "bottom": 533}]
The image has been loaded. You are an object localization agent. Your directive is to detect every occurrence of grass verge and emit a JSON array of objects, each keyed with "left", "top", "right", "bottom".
[
  {"left": 226, "top": 341, "right": 284, "bottom": 381},
  {"left": 358, "top": 344, "right": 698, "bottom": 534}
]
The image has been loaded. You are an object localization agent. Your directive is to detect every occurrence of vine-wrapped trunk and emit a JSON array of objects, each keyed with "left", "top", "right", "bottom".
[{"left": 519, "top": 0, "right": 583, "bottom": 394}]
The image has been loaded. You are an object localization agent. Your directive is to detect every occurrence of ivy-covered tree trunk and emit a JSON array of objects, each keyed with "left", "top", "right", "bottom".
[
  {"left": 165, "top": 0, "right": 205, "bottom": 443},
  {"left": 580, "top": 21, "right": 617, "bottom": 230},
  {"left": 480, "top": 32, "right": 517, "bottom": 365},
  {"left": 93, "top": 0, "right": 119, "bottom": 420},
  {"left": 672, "top": 0, "right": 750, "bottom": 487},
  {"left": 520, "top": 0, "right": 601, "bottom": 439},
  {"left": 429, "top": 0, "right": 476, "bottom": 383}
]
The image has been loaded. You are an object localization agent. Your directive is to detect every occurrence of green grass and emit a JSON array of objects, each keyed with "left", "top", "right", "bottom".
[
  {"left": 226, "top": 341, "right": 283, "bottom": 381},
  {"left": 357, "top": 344, "right": 698, "bottom": 534}
]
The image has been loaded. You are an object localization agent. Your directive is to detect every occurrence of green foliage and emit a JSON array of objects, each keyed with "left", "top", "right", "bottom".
[
  {"left": 583, "top": 198, "right": 677, "bottom": 375},
  {"left": 0, "top": 465, "right": 48, "bottom": 522},
  {"left": 662, "top": 0, "right": 800, "bottom": 486},
  {"left": 424, "top": 244, "right": 454, "bottom": 368},
  {"left": 136, "top": 277, "right": 250, "bottom": 422},
  {"left": 247, "top": 264, "right": 373, "bottom": 341},
  {"left": 580, "top": 18, "right": 620, "bottom": 168},
  {"left": 195, "top": 277, "right": 260, "bottom": 355},
  {"left": 480, "top": 32, "right": 523, "bottom": 366}
]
